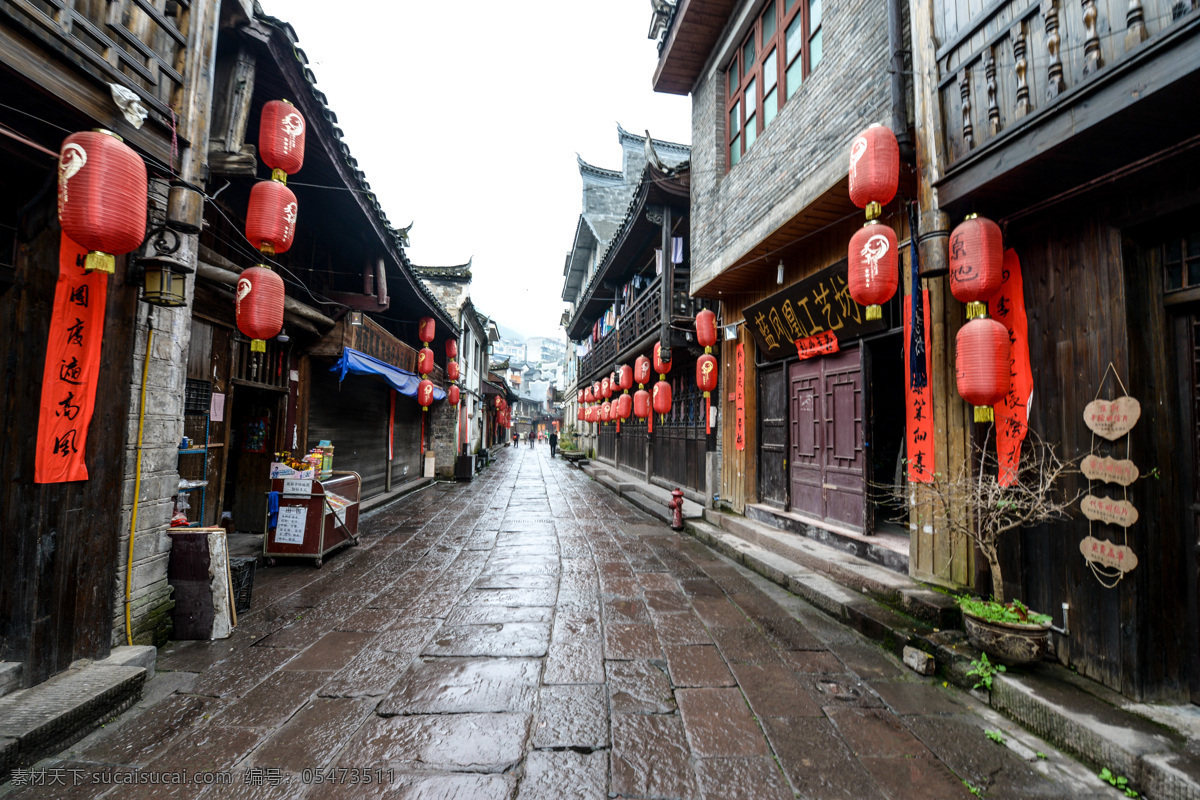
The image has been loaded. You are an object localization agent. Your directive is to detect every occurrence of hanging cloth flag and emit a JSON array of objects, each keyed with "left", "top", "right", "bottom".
[
  {"left": 671, "top": 236, "right": 684, "bottom": 264},
  {"left": 36, "top": 234, "right": 109, "bottom": 483},
  {"left": 904, "top": 291, "right": 935, "bottom": 483},
  {"left": 908, "top": 203, "right": 927, "bottom": 389},
  {"left": 989, "top": 249, "right": 1033, "bottom": 487}
]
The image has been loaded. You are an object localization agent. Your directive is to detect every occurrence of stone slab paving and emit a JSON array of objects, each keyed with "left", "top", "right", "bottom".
[{"left": 1, "top": 446, "right": 1108, "bottom": 799}]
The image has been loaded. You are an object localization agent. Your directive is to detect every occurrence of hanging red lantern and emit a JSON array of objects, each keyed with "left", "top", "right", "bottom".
[
  {"left": 495, "top": 395, "right": 503, "bottom": 410},
  {"left": 416, "top": 346, "right": 435, "bottom": 375},
  {"left": 616, "top": 393, "right": 632, "bottom": 420},
  {"left": 447, "top": 385, "right": 461, "bottom": 406},
  {"left": 259, "top": 100, "right": 306, "bottom": 179},
  {"left": 634, "top": 356, "right": 652, "bottom": 387},
  {"left": 696, "top": 353, "right": 718, "bottom": 435},
  {"left": 236, "top": 266, "right": 285, "bottom": 351},
  {"left": 601, "top": 377, "right": 612, "bottom": 399},
  {"left": 652, "top": 379, "right": 673, "bottom": 416},
  {"left": 956, "top": 317, "right": 1010, "bottom": 423},
  {"left": 446, "top": 338, "right": 458, "bottom": 359},
  {"left": 417, "top": 379, "right": 436, "bottom": 409},
  {"left": 653, "top": 342, "right": 672, "bottom": 379},
  {"left": 577, "top": 407, "right": 585, "bottom": 421},
  {"left": 848, "top": 123, "right": 899, "bottom": 219},
  {"left": 618, "top": 365, "right": 633, "bottom": 392},
  {"left": 585, "top": 405, "right": 595, "bottom": 424},
  {"left": 246, "top": 179, "right": 297, "bottom": 255},
  {"left": 696, "top": 308, "right": 718, "bottom": 351},
  {"left": 601, "top": 401, "right": 612, "bottom": 422},
  {"left": 57, "top": 130, "right": 148, "bottom": 274},
  {"left": 446, "top": 360, "right": 460, "bottom": 381},
  {"left": 847, "top": 221, "right": 898, "bottom": 321},
  {"left": 949, "top": 214, "right": 1004, "bottom": 319},
  {"left": 634, "top": 389, "right": 651, "bottom": 419},
  {"left": 583, "top": 388, "right": 593, "bottom": 403},
  {"left": 418, "top": 316, "right": 436, "bottom": 343}
]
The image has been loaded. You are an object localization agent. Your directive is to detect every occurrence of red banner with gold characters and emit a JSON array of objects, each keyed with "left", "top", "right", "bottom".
[
  {"left": 904, "top": 292, "right": 934, "bottom": 483},
  {"left": 735, "top": 342, "right": 746, "bottom": 451},
  {"left": 794, "top": 330, "right": 839, "bottom": 361},
  {"left": 36, "top": 234, "right": 109, "bottom": 483},
  {"left": 989, "top": 249, "right": 1033, "bottom": 486}
]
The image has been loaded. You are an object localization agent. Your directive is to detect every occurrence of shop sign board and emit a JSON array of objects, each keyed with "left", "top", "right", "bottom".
[
  {"left": 1080, "top": 455, "right": 1139, "bottom": 486},
  {"left": 1081, "top": 494, "right": 1139, "bottom": 527},
  {"left": 743, "top": 260, "right": 885, "bottom": 361},
  {"left": 1080, "top": 536, "right": 1139, "bottom": 573},
  {"left": 274, "top": 506, "right": 307, "bottom": 544},
  {"left": 795, "top": 331, "right": 839, "bottom": 360},
  {"left": 1083, "top": 396, "right": 1141, "bottom": 440}
]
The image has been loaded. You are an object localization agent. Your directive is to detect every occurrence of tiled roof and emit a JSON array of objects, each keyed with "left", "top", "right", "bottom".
[{"left": 413, "top": 258, "right": 473, "bottom": 281}]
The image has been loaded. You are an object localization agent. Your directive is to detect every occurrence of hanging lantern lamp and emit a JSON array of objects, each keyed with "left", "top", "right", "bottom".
[
  {"left": 57, "top": 130, "right": 148, "bottom": 274},
  {"left": 618, "top": 364, "right": 633, "bottom": 392},
  {"left": 634, "top": 356, "right": 652, "bottom": 387},
  {"left": 956, "top": 317, "right": 1011, "bottom": 423},
  {"left": 259, "top": 100, "right": 306, "bottom": 181},
  {"left": 417, "top": 346, "right": 435, "bottom": 375},
  {"left": 418, "top": 316, "right": 436, "bottom": 343},
  {"left": 847, "top": 123, "right": 899, "bottom": 220},
  {"left": 696, "top": 353, "right": 718, "bottom": 434},
  {"left": 601, "top": 377, "right": 612, "bottom": 399},
  {"left": 602, "top": 401, "right": 612, "bottom": 423},
  {"left": 448, "top": 385, "right": 461, "bottom": 406},
  {"left": 446, "top": 338, "right": 458, "bottom": 359},
  {"left": 236, "top": 266, "right": 285, "bottom": 352},
  {"left": 653, "top": 342, "right": 672, "bottom": 380},
  {"left": 246, "top": 179, "right": 297, "bottom": 256},
  {"left": 139, "top": 254, "right": 192, "bottom": 308},
  {"left": 417, "top": 379, "right": 435, "bottom": 410},
  {"left": 616, "top": 392, "right": 632, "bottom": 420},
  {"left": 696, "top": 308, "right": 718, "bottom": 351},
  {"left": 446, "top": 360, "right": 460, "bottom": 382},
  {"left": 847, "top": 221, "right": 898, "bottom": 321},
  {"left": 948, "top": 214, "right": 1005, "bottom": 319}
]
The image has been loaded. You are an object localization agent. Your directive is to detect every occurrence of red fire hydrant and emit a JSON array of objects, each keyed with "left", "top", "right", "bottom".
[{"left": 668, "top": 488, "right": 685, "bottom": 531}]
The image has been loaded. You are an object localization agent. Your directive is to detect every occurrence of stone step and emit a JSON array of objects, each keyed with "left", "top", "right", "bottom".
[
  {"left": 0, "top": 661, "right": 147, "bottom": 782},
  {"left": 703, "top": 510, "right": 957, "bottom": 627},
  {"left": 745, "top": 502, "right": 910, "bottom": 574},
  {"left": 0, "top": 663, "right": 22, "bottom": 699}
]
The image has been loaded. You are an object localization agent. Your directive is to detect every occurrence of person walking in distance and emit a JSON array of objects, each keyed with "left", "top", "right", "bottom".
[
  {"left": 528, "top": 429, "right": 535, "bottom": 448},
  {"left": 549, "top": 430, "right": 558, "bottom": 458}
]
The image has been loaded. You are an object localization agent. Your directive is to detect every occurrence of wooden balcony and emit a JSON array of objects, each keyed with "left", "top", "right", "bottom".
[{"left": 934, "top": 0, "right": 1200, "bottom": 214}]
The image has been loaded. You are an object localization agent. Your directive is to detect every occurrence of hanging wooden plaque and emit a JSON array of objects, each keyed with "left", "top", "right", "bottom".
[
  {"left": 1080, "top": 455, "right": 1139, "bottom": 486},
  {"left": 1081, "top": 494, "right": 1139, "bottom": 527},
  {"left": 1083, "top": 396, "right": 1141, "bottom": 440},
  {"left": 1080, "top": 536, "right": 1138, "bottom": 573}
]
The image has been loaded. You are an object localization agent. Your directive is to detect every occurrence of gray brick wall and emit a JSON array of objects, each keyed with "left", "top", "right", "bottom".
[
  {"left": 430, "top": 398, "right": 459, "bottom": 479},
  {"left": 689, "top": 0, "right": 900, "bottom": 292}
]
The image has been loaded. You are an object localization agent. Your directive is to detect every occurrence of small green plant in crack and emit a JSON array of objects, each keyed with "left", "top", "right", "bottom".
[
  {"left": 1036, "top": 752, "right": 1047, "bottom": 760},
  {"left": 966, "top": 652, "right": 1006, "bottom": 691},
  {"left": 984, "top": 729, "right": 1005, "bottom": 745},
  {"left": 1098, "top": 768, "right": 1139, "bottom": 797},
  {"left": 962, "top": 779, "right": 984, "bottom": 796}
]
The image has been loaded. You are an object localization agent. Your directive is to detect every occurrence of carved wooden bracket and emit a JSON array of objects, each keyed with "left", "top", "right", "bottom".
[
  {"left": 1042, "top": 0, "right": 1066, "bottom": 100},
  {"left": 985, "top": 46, "right": 1001, "bottom": 136},
  {"left": 958, "top": 70, "right": 974, "bottom": 149},
  {"left": 1011, "top": 21, "right": 1032, "bottom": 119},
  {"left": 1082, "top": 0, "right": 1102, "bottom": 76}
]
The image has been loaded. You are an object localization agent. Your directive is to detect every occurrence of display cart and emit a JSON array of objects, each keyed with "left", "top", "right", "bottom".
[{"left": 263, "top": 471, "right": 361, "bottom": 567}]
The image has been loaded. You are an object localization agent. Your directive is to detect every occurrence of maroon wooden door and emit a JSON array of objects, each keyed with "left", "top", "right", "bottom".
[{"left": 788, "top": 348, "right": 866, "bottom": 529}]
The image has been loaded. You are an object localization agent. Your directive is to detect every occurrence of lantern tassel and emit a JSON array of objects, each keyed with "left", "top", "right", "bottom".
[
  {"left": 251, "top": 339, "right": 266, "bottom": 353},
  {"left": 865, "top": 304, "right": 882, "bottom": 321},
  {"left": 966, "top": 301, "right": 988, "bottom": 320},
  {"left": 705, "top": 394, "right": 711, "bottom": 435},
  {"left": 84, "top": 251, "right": 116, "bottom": 274},
  {"left": 974, "top": 405, "right": 994, "bottom": 423}
]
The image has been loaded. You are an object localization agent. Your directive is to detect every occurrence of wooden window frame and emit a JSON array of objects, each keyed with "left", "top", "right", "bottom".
[
  {"left": 1164, "top": 231, "right": 1200, "bottom": 295},
  {"left": 726, "top": 0, "right": 822, "bottom": 171}
]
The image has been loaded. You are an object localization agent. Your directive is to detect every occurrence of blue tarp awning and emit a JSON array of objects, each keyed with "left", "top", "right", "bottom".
[{"left": 330, "top": 347, "right": 447, "bottom": 401}]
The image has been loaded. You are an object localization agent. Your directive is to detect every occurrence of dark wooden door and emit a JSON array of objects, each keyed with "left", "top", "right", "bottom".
[
  {"left": 788, "top": 347, "right": 866, "bottom": 529},
  {"left": 759, "top": 363, "right": 788, "bottom": 507}
]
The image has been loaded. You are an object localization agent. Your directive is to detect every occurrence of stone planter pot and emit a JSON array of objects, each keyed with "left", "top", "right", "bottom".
[{"left": 962, "top": 611, "right": 1051, "bottom": 666}]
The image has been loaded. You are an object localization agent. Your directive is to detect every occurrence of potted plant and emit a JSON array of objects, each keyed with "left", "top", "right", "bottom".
[{"left": 910, "top": 429, "right": 1079, "bottom": 665}]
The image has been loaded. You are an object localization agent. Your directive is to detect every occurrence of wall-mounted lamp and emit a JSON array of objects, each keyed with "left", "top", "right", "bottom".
[
  {"left": 136, "top": 226, "right": 191, "bottom": 307},
  {"left": 723, "top": 323, "right": 739, "bottom": 341},
  {"left": 276, "top": 328, "right": 290, "bottom": 344},
  {"left": 777, "top": 260, "right": 785, "bottom": 285},
  {"left": 349, "top": 310, "right": 364, "bottom": 326}
]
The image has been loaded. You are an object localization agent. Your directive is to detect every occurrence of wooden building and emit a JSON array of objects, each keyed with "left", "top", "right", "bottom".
[{"left": 910, "top": 0, "right": 1200, "bottom": 701}]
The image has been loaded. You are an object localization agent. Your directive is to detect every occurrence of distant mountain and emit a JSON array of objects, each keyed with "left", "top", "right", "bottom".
[{"left": 495, "top": 322, "right": 525, "bottom": 342}]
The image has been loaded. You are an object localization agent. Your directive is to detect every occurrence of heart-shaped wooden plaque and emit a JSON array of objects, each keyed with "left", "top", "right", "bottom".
[{"left": 1083, "top": 396, "right": 1140, "bottom": 440}]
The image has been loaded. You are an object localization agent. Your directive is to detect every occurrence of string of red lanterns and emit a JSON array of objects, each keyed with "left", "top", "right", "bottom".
[
  {"left": 695, "top": 309, "right": 718, "bottom": 434},
  {"left": 846, "top": 124, "right": 900, "bottom": 321},
  {"left": 949, "top": 214, "right": 1009, "bottom": 422}
]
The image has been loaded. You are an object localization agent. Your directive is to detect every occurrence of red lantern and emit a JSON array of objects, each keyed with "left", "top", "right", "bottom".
[
  {"left": 652, "top": 380, "right": 672, "bottom": 416},
  {"left": 848, "top": 124, "right": 899, "bottom": 217},
  {"left": 417, "top": 347, "right": 435, "bottom": 375},
  {"left": 446, "top": 360, "right": 460, "bottom": 381},
  {"left": 618, "top": 364, "right": 633, "bottom": 392},
  {"left": 601, "top": 401, "right": 612, "bottom": 422},
  {"left": 634, "top": 356, "right": 652, "bottom": 387},
  {"left": 446, "top": 338, "right": 458, "bottom": 359},
  {"left": 653, "top": 342, "right": 672, "bottom": 379},
  {"left": 448, "top": 385, "right": 461, "bottom": 406},
  {"left": 58, "top": 130, "right": 148, "bottom": 274},
  {"left": 417, "top": 379, "right": 435, "bottom": 410},
  {"left": 236, "top": 266, "right": 285, "bottom": 351},
  {"left": 616, "top": 393, "right": 632, "bottom": 420},
  {"left": 696, "top": 353, "right": 718, "bottom": 434},
  {"left": 593, "top": 382, "right": 602, "bottom": 400},
  {"left": 259, "top": 100, "right": 306, "bottom": 178},
  {"left": 495, "top": 395, "right": 503, "bottom": 409},
  {"left": 577, "top": 407, "right": 584, "bottom": 421},
  {"left": 586, "top": 405, "right": 596, "bottom": 423},
  {"left": 418, "top": 316, "right": 436, "bottom": 343},
  {"left": 956, "top": 317, "right": 1011, "bottom": 423},
  {"left": 634, "top": 389, "right": 651, "bottom": 419},
  {"left": 949, "top": 214, "right": 1004, "bottom": 319},
  {"left": 246, "top": 179, "right": 297, "bottom": 255},
  {"left": 696, "top": 308, "right": 718, "bottom": 351},
  {"left": 847, "top": 221, "right": 898, "bottom": 321},
  {"left": 583, "top": 388, "right": 593, "bottom": 403},
  {"left": 601, "top": 377, "right": 612, "bottom": 399}
]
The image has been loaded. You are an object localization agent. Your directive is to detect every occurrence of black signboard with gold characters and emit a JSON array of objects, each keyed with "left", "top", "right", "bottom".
[{"left": 743, "top": 259, "right": 886, "bottom": 361}]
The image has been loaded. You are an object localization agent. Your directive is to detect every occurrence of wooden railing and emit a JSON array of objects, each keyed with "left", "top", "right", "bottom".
[
  {"left": 937, "top": 0, "right": 1191, "bottom": 166},
  {"left": 1, "top": 0, "right": 191, "bottom": 119}
]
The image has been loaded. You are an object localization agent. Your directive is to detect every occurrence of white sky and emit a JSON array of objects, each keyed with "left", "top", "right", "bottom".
[{"left": 262, "top": 0, "right": 693, "bottom": 342}]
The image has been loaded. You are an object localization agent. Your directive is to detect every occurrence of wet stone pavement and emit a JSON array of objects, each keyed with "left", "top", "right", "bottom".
[{"left": 3, "top": 446, "right": 1102, "bottom": 799}]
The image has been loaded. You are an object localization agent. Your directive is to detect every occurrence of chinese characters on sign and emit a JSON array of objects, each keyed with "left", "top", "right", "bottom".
[
  {"left": 1080, "top": 455, "right": 1139, "bottom": 487},
  {"left": 988, "top": 250, "right": 1033, "bottom": 486},
  {"left": 794, "top": 331, "right": 839, "bottom": 361},
  {"left": 743, "top": 260, "right": 886, "bottom": 361},
  {"left": 1078, "top": 536, "right": 1138, "bottom": 573},
  {"left": 735, "top": 343, "right": 745, "bottom": 451},
  {"left": 1081, "top": 371, "right": 1140, "bottom": 584},
  {"left": 35, "top": 234, "right": 109, "bottom": 483},
  {"left": 904, "top": 292, "right": 935, "bottom": 483},
  {"left": 1083, "top": 396, "right": 1141, "bottom": 440}
]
